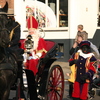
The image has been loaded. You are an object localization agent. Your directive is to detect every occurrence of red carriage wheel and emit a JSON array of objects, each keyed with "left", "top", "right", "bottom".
[{"left": 45, "top": 65, "right": 64, "bottom": 100}]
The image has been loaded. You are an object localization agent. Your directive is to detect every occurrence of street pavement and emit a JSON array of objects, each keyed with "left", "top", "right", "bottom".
[{"left": 9, "top": 61, "right": 100, "bottom": 100}]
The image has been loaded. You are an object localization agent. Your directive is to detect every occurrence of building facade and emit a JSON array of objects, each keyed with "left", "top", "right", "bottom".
[{"left": 6, "top": 0, "right": 100, "bottom": 61}]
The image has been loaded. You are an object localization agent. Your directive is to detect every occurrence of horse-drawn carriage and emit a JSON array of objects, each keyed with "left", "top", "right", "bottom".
[
  {"left": 10, "top": 38, "right": 64, "bottom": 100},
  {"left": 0, "top": 9, "right": 64, "bottom": 99}
]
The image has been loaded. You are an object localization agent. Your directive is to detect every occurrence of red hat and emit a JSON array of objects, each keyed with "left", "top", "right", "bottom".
[{"left": 27, "top": 15, "right": 38, "bottom": 29}]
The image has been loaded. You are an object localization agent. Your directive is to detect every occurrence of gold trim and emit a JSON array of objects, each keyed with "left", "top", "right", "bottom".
[
  {"left": 35, "top": 55, "right": 39, "bottom": 58},
  {"left": 9, "top": 23, "right": 20, "bottom": 41},
  {"left": 85, "top": 57, "right": 91, "bottom": 72},
  {"left": 36, "top": 48, "right": 47, "bottom": 53}
]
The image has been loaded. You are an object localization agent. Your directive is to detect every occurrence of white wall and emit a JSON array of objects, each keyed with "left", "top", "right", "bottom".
[
  {"left": 43, "top": 31, "right": 69, "bottom": 39},
  {"left": 14, "top": 0, "right": 68, "bottom": 39},
  {"left": 68, "top": 0, "right": 98, "bottom": 39},
  {"left": 14, "top": 0, "right": 26, "bottom": 38},
  {"left": 14, "top": 0, "right": 98, "bottom": 39}
]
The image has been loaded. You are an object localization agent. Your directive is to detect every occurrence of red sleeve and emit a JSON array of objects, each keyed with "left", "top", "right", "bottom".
[
  {"left": 37, "top": 38, "right": 46, "bottom": 51},
  {"left": 68, "top": 54, "right": 75, "bottom": 62},
  {"left": 19, "top": 39, "right": 26, "bottom": 50},
  {"left": 88, "top": 62, "right": 96, "bottom": 73},
  {"left": 69, "top": 58, "right": 74, "bottom": 62}
]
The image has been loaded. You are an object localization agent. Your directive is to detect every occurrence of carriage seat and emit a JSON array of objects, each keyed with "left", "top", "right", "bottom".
[
  {"left": 19, "top": 39, "right": 58, "bottom": 61},
  {"left": 41, "top": 40, "right": 58, "bottom": 63}
]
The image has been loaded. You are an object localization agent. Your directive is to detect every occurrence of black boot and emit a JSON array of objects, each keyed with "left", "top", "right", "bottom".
[
  {"left": 69, "top": 82, "right": 73, "bottom": 98},
  {"left": 25, "top": 69, "right": 38, "bottom": 100}
]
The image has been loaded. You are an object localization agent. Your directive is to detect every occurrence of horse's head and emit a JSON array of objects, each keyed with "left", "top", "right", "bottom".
[{"left": 0, "top": 14, "right": 10, "bottom": 48}]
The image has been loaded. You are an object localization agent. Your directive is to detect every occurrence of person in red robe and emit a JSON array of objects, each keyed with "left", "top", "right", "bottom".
[
  {"left": 23, "top": 15, "right": 47, "bottom": 100},
  {"left": 23, "top": 15, "right": 47, "bottom": 75}
]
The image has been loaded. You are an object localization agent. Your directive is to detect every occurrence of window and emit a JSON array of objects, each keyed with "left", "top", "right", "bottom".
[
  {"left": 59, "top": 0, "right": 68, "bottom": 27},
  {"left": 26, "top": 0, "right": 68, "bottom": 28},
  {"left": 58, "top": 43, "right": 64, "bottom": 58}
]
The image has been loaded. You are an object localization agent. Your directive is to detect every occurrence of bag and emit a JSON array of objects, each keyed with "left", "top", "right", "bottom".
[{"left": 68, "top": 64, "right": 77, "bottom": 83}]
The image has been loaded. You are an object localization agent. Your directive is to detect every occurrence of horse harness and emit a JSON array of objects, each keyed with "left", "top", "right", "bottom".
[
  {"left": 9, "top": 22, "right": 20, "bottom": 41},
  {"left": 0, "top": 49, "right": 18, "bottom": 75}
]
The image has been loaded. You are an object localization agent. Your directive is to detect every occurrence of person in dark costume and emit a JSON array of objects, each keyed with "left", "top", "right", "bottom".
[
  {"left": 69, "top": 41, "right": 97, "bottom": 100},
  {"left": 67, "top": 36, "right": 85, "bottom": 99}
]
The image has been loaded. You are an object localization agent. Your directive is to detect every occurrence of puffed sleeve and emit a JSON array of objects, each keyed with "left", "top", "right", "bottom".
[
  {"left": 69, "top": 53, "right": 79, "bottom": 66},
  {"left": 85, "top": 56, "right": 97, "bottom": 81}
]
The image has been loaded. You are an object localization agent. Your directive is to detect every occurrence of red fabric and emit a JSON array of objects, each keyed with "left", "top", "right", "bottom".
[
  {"left": 88, "top": 62, "right": 96, "bottom": 73},
  {"left": 37, "top": 38, "right": 46, "bottom": 51},
  {"left": 68, "top": 58, "right": 74, "bottom": 62},
  {"left": 45, "top": 41, "right": 55, "bottom": 51},
  {"left": 37, "top": 38, "right": 47, "bottom": 58},
  {"left": 72, "top": 82, "right": 80, "bottom": 98},
  {"left": 27, "top": 16, "right": 38, "bottom": 29},
  {"left": 72, "top": 82, "right": 88, "bottom": 100},
  {"left": 98, "top": 64, "right": 100, "bottom": 68},
  {"left": 19, "top": 39, "right": 26, "bottom": 50},
  {"left": 26, "top": 59, "right": 38, "bottom": 76},
  {"left": 26, "top": 38, "right": 46, "bottom": 75},
  {"left": 80, "top": 83, "right": 88, "bottom": 100}
]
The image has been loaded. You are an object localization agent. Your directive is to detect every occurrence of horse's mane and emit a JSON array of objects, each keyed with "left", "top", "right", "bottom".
[{"left": 0, "top": 14, "right": 10, "bottom": 47}]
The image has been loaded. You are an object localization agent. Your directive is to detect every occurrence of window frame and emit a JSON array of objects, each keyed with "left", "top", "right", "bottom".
[{"left": 36, "top": 0, "right": 68, "bottom": 30}]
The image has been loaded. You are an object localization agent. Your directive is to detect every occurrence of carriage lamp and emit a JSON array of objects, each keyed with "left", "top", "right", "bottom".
[{"left": 24, "top": 35, "right": 34, "bottom": 53}]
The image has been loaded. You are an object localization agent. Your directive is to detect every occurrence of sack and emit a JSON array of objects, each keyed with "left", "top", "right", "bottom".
[{"left": 68, "top": 64, "right": 77, "bottom": 83}]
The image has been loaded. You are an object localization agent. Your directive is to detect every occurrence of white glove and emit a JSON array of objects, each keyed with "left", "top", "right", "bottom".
[
  {"left": 36, "top": 53, "right": 42, "bottom": 58},
  {"left": 23, "top": 53, "right": 27, "bottom": 62},
  {"left": 28, "top": 56, "right": 37, "bottom": 60}
]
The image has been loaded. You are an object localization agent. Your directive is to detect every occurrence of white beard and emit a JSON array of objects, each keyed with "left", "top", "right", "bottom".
[
  {"left": 26, "top": 29, "right": 41, "bottom": 51},
  {"left": 31, "top": 34, "right": 39, "bottom": 50}
]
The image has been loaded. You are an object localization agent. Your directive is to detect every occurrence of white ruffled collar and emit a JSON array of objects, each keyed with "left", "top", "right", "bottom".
[{"left": 77, "top": 50, "right": 94, "bottom": 58}]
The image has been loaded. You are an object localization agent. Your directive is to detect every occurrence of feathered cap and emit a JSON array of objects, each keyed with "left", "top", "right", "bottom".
[
  {"left": 0, "top": 1, "right": 8, "bottom": 14},
  {"left": 27, "top": 15, "right": 38, "bottom": 29},
  {"left": 79, "top": 41, "right": 90, "bottom": 48}
]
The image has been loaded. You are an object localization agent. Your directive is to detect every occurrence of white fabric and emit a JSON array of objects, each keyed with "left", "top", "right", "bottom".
[
  {"left": 36, "top": 52, "right": 42, "bottom": 58},
  {"left": 23, "top": 53, "right": 27, "bottom": 62},
  {"left": 89, "top": 41, "right": 100, "bottom": 56},
  {"left": 77, "top": 50, "right": 94, "bottom": 58},
  {"left": 32, "top": 51, "right": 35, "bottom": 57},
  {"left": 23, "top": 51, "right": 39, "bottom": 62},
  {"left": 28, "top": 56, "right": 37, "bottom": 60}
]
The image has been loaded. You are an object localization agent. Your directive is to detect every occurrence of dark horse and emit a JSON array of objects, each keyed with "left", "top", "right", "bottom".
[{"left": 0, "top": 14, "right": 18, "bottom": 100}]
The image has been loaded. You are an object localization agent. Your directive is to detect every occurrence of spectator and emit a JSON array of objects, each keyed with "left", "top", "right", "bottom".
[
  {"left": 75, "top": 24, "right": 88, "bottom": 42},
  {"left": 70, "top": 36, "right": 99, "bottom": 57}
]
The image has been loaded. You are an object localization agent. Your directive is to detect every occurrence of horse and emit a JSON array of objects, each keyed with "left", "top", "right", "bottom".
[{"left": 0, "top": 14, "right": 18, "bottom": 100}]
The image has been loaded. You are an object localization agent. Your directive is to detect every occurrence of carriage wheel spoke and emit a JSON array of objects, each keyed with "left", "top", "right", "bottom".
[
  {"left": 55, "top": 89, "right": 62, "bottom": 97},
  {"left": 46, "top": 65, "right": 64, "bottom": 100}
]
